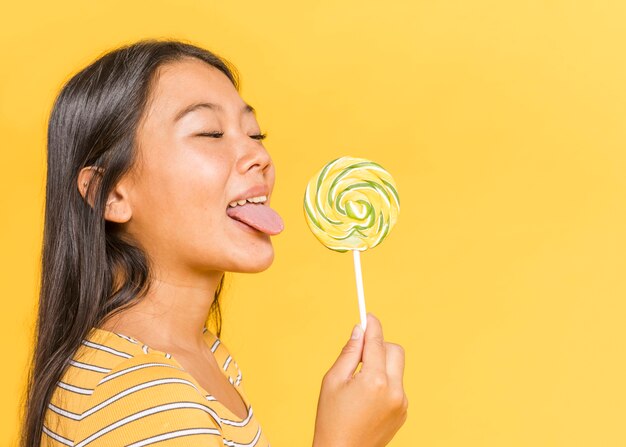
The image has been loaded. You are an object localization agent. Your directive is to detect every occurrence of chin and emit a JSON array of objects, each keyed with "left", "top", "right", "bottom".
[{"left": 232, "top": 247, "right": 275, "bottom": 273}]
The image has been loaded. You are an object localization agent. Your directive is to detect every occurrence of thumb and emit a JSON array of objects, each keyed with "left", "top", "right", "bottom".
[{"left": 327, "top": 324, "right": 365, "bottom": 382}]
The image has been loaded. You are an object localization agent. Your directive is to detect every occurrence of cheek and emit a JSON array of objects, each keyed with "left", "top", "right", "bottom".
[
  {"left": 139, "top": 149, "right": 229, "bottom": 224},
  {"left": 174, "top": 153, "right": 232, "bottom": 228}
]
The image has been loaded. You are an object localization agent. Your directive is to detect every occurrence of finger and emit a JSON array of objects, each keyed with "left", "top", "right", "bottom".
[
  {"left": 360, "top": 313, "right": 387, "bottom": 375},
  {"left": 327, "top": 324, "right": 365, "bottom": 382},
  {"left": 385, "top": 342, "right": 405, "bottom": 390}
]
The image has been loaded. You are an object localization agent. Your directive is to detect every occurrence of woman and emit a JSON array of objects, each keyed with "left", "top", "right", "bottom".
[{"left": 20, "top": 39, "right": 408, "bottom": 447}]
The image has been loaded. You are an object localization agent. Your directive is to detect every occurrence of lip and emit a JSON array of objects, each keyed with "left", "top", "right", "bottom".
[{"left": 228, "top": 184, "right": 271, "bottom": 208}]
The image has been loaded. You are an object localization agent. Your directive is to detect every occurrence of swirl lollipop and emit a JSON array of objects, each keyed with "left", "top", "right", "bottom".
[{"left": 304, "top": 156, "right": 400, "bottom": 329}]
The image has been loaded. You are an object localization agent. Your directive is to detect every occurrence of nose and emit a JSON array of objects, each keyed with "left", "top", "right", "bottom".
[{"left": 236, "top": 134, "right": 272, "bottom": 175}]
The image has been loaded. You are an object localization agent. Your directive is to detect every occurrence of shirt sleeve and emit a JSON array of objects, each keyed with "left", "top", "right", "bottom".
[{"left": 73, "top": 353, "right": 224, "bottom": 447}]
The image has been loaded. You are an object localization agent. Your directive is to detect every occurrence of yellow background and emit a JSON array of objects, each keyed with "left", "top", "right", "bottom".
[{"left": 2, "top": 1, "right": 626, "bottom": 446}]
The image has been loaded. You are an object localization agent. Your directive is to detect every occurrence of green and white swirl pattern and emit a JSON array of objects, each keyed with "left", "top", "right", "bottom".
[{"left": 304, "top": 156, "right": 400, "bottom": 252}]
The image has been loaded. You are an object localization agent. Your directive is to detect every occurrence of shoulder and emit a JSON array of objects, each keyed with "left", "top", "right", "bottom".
[
  {"left": 73, "top": 352, "right": 224, "bottom": 446},
  {"left": 91, "top": 351, "right": 206, "bottom": 399},
  {"left": 70, "top": 330, "right": 226, "bottom": 447},
  {"left": 78, "top": 327, "right": 218, "bottom": 412}
]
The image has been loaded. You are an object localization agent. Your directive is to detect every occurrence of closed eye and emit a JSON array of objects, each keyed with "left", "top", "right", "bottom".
[
  {"left": 196, "top": 131, "right": 267, "bottom": 141},
  {"left": 197, "top": 131, "right": 224, "bottom": 138}
]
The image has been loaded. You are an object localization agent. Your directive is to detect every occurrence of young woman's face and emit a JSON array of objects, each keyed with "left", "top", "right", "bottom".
[{"left": 122, "top": 57, "right": 280, "bottom": 276}]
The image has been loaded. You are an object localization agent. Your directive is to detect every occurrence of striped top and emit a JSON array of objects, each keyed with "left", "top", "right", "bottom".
[{"left": 41, "top": 326, "right": 270, "bottom": 446}]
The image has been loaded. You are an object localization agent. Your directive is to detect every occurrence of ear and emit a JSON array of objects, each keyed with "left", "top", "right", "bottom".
[{"left": 77, "top": 166, "right": 132, "bottom": 223}]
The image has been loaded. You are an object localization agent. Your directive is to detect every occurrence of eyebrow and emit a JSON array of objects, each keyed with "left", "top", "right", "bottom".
[{"left": 173, "top": 102, "right": 256, "bottom": 122}]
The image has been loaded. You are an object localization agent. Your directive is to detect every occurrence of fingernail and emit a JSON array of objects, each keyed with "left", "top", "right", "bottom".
[{"left": 351, "top": 324, "right": 362, "bottom": 340}]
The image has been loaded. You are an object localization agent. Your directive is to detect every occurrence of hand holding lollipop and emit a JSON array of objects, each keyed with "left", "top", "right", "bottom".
[{"left": 304, "top": 156, "right": 400, "bottom": 330}]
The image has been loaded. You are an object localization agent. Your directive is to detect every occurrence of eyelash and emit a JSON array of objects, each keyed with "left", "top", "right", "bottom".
[{"left": 198, "top": 131, "right": 267, "bottom": 141}]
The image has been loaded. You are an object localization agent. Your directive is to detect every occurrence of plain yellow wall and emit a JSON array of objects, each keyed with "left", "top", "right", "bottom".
[{"left": 2, "top": 1, "right": 626, "bottom": 446}]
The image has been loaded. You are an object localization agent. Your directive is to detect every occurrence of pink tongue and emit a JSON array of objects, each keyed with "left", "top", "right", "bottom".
[{"left": 226, "top": 203, "right": 284, "bottom": 235}]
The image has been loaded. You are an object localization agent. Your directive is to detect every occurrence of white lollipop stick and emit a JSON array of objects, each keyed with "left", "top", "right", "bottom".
[{"left": 352, "top": 249, "right": 368, "bottom": 331}]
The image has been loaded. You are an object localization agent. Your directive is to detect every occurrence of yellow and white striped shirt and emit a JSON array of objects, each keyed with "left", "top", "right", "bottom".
[{"left": 41, "top": 326, "right": 271, "bottom": 446}]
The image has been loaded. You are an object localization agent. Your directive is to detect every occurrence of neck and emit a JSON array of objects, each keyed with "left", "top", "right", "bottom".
[{"left": 100, "top": 270, "right": 224, "bottom": 352}]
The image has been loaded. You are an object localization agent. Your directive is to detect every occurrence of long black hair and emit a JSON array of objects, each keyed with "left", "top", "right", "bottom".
[{"left": 20, "top": 38, "right": 240, "bottom": 447}]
